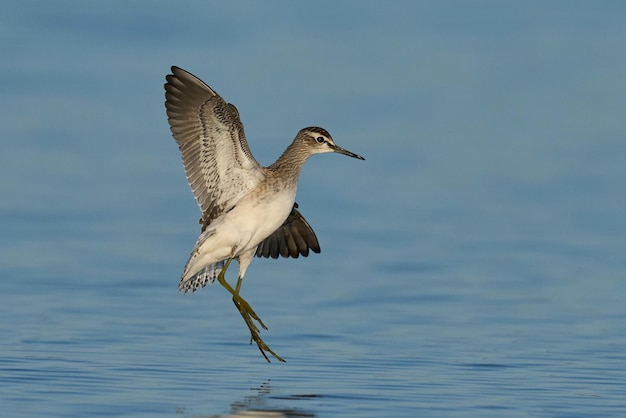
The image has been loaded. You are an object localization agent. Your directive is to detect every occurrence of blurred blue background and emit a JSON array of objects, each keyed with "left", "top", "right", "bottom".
[{"left": 1, "top": 1, "right": 625, "bottom": 417}]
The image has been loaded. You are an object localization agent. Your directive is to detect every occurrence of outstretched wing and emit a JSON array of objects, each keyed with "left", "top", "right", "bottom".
[
  {"left": 165, "top": 66, "right": 264, "bottom": 228},
  {"left": 256, "top": 204, "right": 321, "bottom": 259}
]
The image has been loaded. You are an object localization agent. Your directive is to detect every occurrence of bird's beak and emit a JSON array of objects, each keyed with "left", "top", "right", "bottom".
[{"left": 331, "top": 144, "right": 365, "bottom": 160}]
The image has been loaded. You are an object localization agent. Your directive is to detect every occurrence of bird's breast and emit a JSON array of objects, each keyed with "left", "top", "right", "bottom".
[{"left": 225, "top": 187, "right": 296, "bottom": 253}]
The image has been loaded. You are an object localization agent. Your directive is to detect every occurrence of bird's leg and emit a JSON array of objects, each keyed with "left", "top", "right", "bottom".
[
  {"left": 231, "top": 294, "right": 285, "bottom": 363},
  {"left": 216, "top": 259, "right": 265, "bottom": 332},
  {"left": 216, "top": 258, "right": 285, "bottom": 362}
]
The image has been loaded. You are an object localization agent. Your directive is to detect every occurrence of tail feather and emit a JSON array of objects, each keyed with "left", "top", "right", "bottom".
[{"left": 178, "top": 260, "right": 225, "bottom": 293}]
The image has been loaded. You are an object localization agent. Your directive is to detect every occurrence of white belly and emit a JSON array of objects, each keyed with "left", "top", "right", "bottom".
[
  {"left": 182, "top": 188, "right": 296, "bottom": 279},
  {"left": 225, "top": 189, "right": 296, "bottom": 253}
]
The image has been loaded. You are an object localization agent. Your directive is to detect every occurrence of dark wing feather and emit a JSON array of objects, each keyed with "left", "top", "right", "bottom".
[{"left": 256, "top": 204, "right": 321, "bottom": 259}]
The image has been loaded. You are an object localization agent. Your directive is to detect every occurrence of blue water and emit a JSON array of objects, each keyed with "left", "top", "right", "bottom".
[{"left": 2, "top": 1, "right": 626, "bottom": 416}]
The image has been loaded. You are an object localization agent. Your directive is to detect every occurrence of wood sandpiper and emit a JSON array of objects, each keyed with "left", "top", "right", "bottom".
[{"left": 164, "top": 66, "right": 364, "bottom": 362}]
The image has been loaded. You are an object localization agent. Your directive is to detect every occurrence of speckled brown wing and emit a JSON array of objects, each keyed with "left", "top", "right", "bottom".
[{"left": 165, "top": 66, "right": 265, "bottom": 229}]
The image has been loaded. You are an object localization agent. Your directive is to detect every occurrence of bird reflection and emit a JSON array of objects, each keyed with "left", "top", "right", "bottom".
[{"left": 181, "top": 381, "right": 316, "bottom": 418}]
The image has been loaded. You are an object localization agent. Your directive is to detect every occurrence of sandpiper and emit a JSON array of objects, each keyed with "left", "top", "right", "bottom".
[{"left": 164, "top": 66, "right": 364, "bottom": 362}]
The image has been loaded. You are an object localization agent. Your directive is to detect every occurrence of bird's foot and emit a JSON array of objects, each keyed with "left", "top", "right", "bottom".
[{"left": 232, "top": 295, "right": 285, "bottom": 363}]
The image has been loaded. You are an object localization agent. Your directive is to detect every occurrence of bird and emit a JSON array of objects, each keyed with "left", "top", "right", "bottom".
[{"left": 164, "top": 66, "right": 364, "bottom": 362}]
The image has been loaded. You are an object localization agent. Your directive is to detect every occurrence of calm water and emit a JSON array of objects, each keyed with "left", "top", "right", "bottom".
[{"left": 2, "top": 2, "right": 626, "bottom": 417}]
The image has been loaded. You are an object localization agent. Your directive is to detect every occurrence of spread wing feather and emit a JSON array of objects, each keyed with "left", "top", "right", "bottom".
[{"left": 165, "top": 66, "right": 263, "bottom": 228}]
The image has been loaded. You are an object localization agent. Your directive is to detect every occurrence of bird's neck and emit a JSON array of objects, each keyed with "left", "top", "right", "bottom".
[{"left": 269, "top": 142, "right": 309, "bottom": 185}]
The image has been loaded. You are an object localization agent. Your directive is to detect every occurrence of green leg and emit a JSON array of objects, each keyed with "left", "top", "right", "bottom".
[{"left": 216, "top": 258, "right": 285, "bottom": 363}]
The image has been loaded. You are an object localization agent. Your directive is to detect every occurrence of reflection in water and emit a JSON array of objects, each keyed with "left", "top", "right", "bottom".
[{"left": 181, "top": 381, "right": 316, "bottom": 418}]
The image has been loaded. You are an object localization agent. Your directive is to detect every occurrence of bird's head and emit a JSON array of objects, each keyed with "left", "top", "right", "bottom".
[{"left": 297, "top": 127, "right": 365, "bottom": 160}]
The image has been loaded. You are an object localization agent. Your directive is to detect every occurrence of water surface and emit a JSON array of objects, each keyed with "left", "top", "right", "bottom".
[{"left": 1, "top": 1, "right": 625, "bottom": 417}]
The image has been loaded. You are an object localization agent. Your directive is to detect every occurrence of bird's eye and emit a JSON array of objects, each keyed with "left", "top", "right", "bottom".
[{"left": 316, "top": 136, "right": 325, "bottom": 143}]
